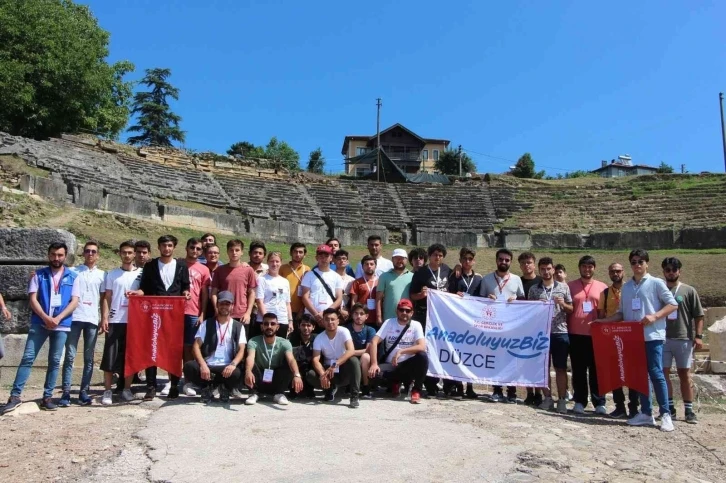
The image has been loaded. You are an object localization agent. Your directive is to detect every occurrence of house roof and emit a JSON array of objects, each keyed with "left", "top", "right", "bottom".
[
  {"left": 591, "top": 163, "right": 658, "bottom": 173},
  {"left": 346, "top": 148, "right": 450, "bottom": 184},
  {"left": 341, "top": 123, "right": 450, "bottom": 155}
]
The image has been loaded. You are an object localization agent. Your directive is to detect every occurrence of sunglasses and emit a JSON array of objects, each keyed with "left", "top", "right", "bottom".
[
  {"left": 84, "top": 249, "right": 98, "bottom": 254},
  {"left": 630, "top": 260, "right": 646, "bottom": 266},
  {"left": 397, "top": 308, "right": 412, "bottom": 313},
  {"left": 191, "top": 247, "right": 203, "bottom": 251},
  {"left": 663, "top": 267, "right": 678, "bottom": 273},
  {"left": 262, "top": 322, "right": 278, "bottom": 327}
]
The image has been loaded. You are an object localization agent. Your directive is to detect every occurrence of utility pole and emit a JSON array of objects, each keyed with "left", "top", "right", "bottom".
[
  {"left": 720, "top": 92, "right": 726, "bottom": 172},
  {"left": 376, "top": 98, "right": 382, "bottom": 182},
  {"left": 458, "top": 145, "right": 463, "bottom": 177}
]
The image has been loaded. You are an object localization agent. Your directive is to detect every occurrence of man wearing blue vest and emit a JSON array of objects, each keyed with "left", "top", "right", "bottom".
[{"left": 3, "top": 242, "right": 80, "bottom": 413}]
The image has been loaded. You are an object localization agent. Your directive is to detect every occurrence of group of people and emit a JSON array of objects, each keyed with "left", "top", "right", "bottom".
[{"left": 0, "top": 233, "right": 704, "bottom": 433}]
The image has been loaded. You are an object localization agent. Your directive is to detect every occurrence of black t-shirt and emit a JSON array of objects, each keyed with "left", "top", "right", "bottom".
[
  {"left": 448, "top": 273, "right": 483, "bottom": 295},
  {"left": 288, "top": 332, "right": 317, "bottom": 364},
  {"left": 522, "top": 276, "right": 542, "bottom": 300},
  {"left": 410, "top": 264, "right": 452, "bottom": 324}
]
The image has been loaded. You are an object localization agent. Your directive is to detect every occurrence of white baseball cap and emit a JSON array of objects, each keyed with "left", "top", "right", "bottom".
[{"left": 392, "top": 248, "right": 408, "bottom": 258}]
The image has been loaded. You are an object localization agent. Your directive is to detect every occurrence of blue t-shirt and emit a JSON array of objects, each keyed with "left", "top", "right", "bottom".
[{"left": 345, "top": 323, "right": 377, "bottom": 351}]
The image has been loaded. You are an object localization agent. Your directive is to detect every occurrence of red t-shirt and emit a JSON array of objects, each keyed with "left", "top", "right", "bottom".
[
  {"left": 567, "top": 279, "right": 608, "bottom": 336},
  {"left": 350, "top": 276, "right": 379, "bottom": 325},
  {"left": 185, "top": 260, "right": 211, "bottom": 316},
  {"left": 211, "top": 264, "right": 258, "bottom": 319}
]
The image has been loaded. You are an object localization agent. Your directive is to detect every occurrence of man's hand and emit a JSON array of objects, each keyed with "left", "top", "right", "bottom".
[
  {"left": 641, "top": 314, "right": 657, "bottom": 326},
  {"left": 195, "top": 314, "right": 203, "bottom": 326},
  {"left": 488, "top": 294, "right": 497, "bottom": 300},
  {"left": 319, "top": 372, "right": 331, "bottom": 389},
  {"left": 507, "top": 296, "right": 517, "bottom": 303},
  {"left": 287, "top": 324, "right": 293, "bottom": 336},
  {"left": 457, "top": 291, "right": 465, "bottom": 297},
  {"left": 222, "top": 364, "right": 236, "bottom": 378},
  {"left": 182, "top": 290, "right": 191, "bottom": 300},
  {"left": 292, "top": 375, "right": 303, "bottom": 393},
  {"left": 391, "top": 352, "right": 401, "bottom": 367},
  {"left": 368, "top": 363, "right": 380, "bottom": 379},
  {"left": 694, "top": 338, "right": 704, "bottom": 350},
  {"left": 553, "top": 296, "right": 564, "bottom": 307},
  {"left": 314, "top": 312, "right": 323, "bottom": 325},
  {"left": 100, "top": 319, "right": 109, "bottom": 333},
  {"left": 1, "top": 306, "right": 11, "bottom": 320},
  {"left": 241, "top": 314, "right": 251, "bottom": 325},
  {"left": 420, "top": 287, "right": 428, "bottom": 297},
  {"left": 126, "top": 290, "right": 142, "bottom": 297},
  {"left": 340, "top": 308, "right": 349, "bottom": 321},
  {"left": 200, "top": 364, "right": 211, "bottom": 381},
  {"left": 244, "top": 370, "right": 255, "bottom": 387}
]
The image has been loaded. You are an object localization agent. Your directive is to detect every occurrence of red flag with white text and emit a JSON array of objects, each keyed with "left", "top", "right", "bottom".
[
  {"left": 126, "top": 296, "right": 185, "bottom": 377},
  {"left": 591, "top": 322, "right": 649, "bottom": 395}
]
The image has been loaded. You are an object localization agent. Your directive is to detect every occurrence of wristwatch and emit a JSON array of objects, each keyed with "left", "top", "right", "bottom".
[
  {"left": 695, "top": 334, "right": 703, "bottom": 340},
  {"left": 294, "top": 373, "right": 301, "bottom": 378}
]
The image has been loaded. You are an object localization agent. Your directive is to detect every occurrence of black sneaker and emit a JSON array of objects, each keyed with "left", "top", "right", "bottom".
[
  {"left": 533, "top": 392, "right": 543, "bottom": 407},
  {"left": 349, "top": 396, "right": 360, "bottom": 408},
  {"left": 219, "top": 386, "right": 230, "bottom": 403},
  {"left": 685, "top": 411, "right": 698, "bottom": 424},
  {"left": 669, "top": 408, "right": 677, "bottom": 419},
  {"left": 523, "top": 392, "right": 536, "bottom": 406},
  {"left": 361, "top": 385, "right": 372, "bottom": 399},
  {"left": 305, "top": 387, "right": 316, "bottom": 398},
  {"left": 465, "top": 384, "right": 478, "bottom": 399},
  {"left": 609, "top": 407, "right": 627, "bottom": 419},
  {"left": 40, "top": 397, "right": 57, "bottom": 411},
  {"left": 2, "top": 396, "right": 22, "bottom": 414},
  {"left": 78, "top": 390, "right": 92, "bottom": 406},
  {"left": 201, "top": 387, "right": 213, "bottom": 403},
  {"left": 143, "top": 387, "right": 156, "bottom": 401},
  {"left": 167, "top": 386, "right": 179, "bottom": 399},
  {"left": 506, "top": 395, "right": 517, "bottom": 404},
  {"left": 324, "top": 387, "right": 337, "bottom": 402},
  {"left": 453, "top": 385, "right": 464, "bottom": 401}
]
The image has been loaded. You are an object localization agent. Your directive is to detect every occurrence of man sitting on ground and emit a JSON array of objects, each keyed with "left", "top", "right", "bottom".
[
  {"left": 244, "top": 313, "right": 303, "bottom": 406},
  {"left": 288, "top": 315, "right": 317, "bottom": 398}
]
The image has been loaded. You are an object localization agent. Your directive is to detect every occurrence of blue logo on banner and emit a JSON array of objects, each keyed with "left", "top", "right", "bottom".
[{"left": 426, "top": 327, "right": 549, "bottom": 359}]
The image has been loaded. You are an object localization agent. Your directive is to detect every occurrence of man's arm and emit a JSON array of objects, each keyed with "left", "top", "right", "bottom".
[
  {"left": 243, "top": 286, "right": 255, "bottom": 323},
  {"left": 368, "top": 335, "right": 381, "bottom": 375},
  {"left": 100, "top": 289, "right": 112, "bottom": 333},
  {"left": 29, "top": 291, "right": 51, "bottom": 327},
  {"left": 285, "top": 351, "right": 304, "bottom": 393},
  {"left": 198, "top": 280, "right": 209, "bottom": 320},
  {"left": 243, "top": 348, "right": 257, "bottom": 387},
  {"left": 54, "top": 296, "right": 79, "bottom": 322},
  {"left": 192, "top": 338, "right": 211, "bottom": 381},
  {"left": 375, "top": 291, "right": 384, "bottom": 324},
  {"left": 210, "top": 287, "right": 219, "bottom": 315},
  {"left": 330, "top": 288, "right": 343, "bottom": 310},
  {"left": 223, "top": 342, "right": 246, "bottom": 378},
  {"left": 311, "top": 350, "right": 325, "bottom": 376},
  {"left": 180, "top": 265, "right": 191, "bottom": 294},
  {"left": 336, "top": 339, "right": 356, "bottom": 366}
]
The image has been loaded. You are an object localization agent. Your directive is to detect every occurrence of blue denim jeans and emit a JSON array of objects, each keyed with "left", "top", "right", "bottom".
[
  {"left": 11, "top": 325, "right": 68, "bottom": 399},
  {"left": 640, "top": 340, "right": 670, "bottom": 416},
  {"left": 62, "top": 321, "right": 99, "bottom": 392}
]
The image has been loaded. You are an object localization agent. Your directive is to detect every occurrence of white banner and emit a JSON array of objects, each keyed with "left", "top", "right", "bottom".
[{"left": 426, "top": 291, "right": 554, "bottom": 387}]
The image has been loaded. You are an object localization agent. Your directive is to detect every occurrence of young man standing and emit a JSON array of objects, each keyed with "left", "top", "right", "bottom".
[
  {"left": 527, "top": 257, "right": 573, "bottom": 412},
  {"left": 334, "top": 249, "right": 355, "bottom": 321},
  {"left": 197, "top": 233, "right": 216, "bottom": 264},
  {"left": 555, "top": 264, "right": 568, "bottom": 284},
  {"left": 134, "top": 240, "right": 151, "bottom": 269},
  {"left": 595, "top": 249, "right": 678, "bottom": 431},
  {"left": 376, "top": 249, "right": 413, "bottom": 323},
  {"left": 300, "top": 245, "right": 344, "bottom": 330},
  {"left": 3, "top": 242, "right": 80, "bottom": 413},
  {"left": 248, "top": 240, "right": 269, "bottom": 276},
  {"left": 350, "top": 255, "right": 379, "bottom": 326},
  {"left": 519, "top": 251, "right": 545, "bottom": 406},
  {"left": 211, "top": 240, "right": 258, "bottom": 341},
  {"left": 479, "top": 248, "right": 524, "bottom": 403},
  {"left": 355, "top": 235, "right": 393, "bottom": 278},
  {"left": 407, "top": 248, "right": 427, "bottom": 273},
  {"left": 59, "top": 241, "right": 106, "bottom": 407},
  {"left": 661, "top": 257, "right": 704, "bottom": 424},
  {"left": 182, "top": 238, "right": 211, "bottom": 396},
  {"left": 280, "top": 242, "right": 310, "bottom": 325},
  {"left": 203, "top": 244, "right": 223, "bottom": 322}
]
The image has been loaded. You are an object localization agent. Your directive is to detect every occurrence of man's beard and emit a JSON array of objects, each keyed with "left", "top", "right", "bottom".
[
  {"left": 497, "top": 264, "right": 509, "bottom": 273},
  {"left": 665, "top": 275, "right": 679, "bottom": 283},
  {"left": 264, "top": 329, "right": 276, "bottom": 337},
  {"left": 50, "top": 260, "right": 63, "bottom": 268}
]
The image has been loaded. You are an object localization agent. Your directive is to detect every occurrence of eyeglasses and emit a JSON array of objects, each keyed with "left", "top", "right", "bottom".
[
  {"left": 497, "top": 258, "right": 511, "bottom": 263},
  {"left": 609, "top": 270, "right": 623, "bottom": 273},
  {"left": 191, "top": 247, "right": 203, "bottom": 251},
  {"left": 207, "top": 251, "right": 220, "bottom": 256},
  {"left": 663, "top": 267, "right": 678, "bottom": 273},
  {"left": 262, "top": 322, "right": 278, "bottom": 327},
  {"left": 630, "top": 260, "right": 646, "bottom": 266},
  {"left": 84, "top": 249, "right": 98, "bottom": 254},
  {"left": 397, "top": 308, "right": 412, "bottom": 313}
]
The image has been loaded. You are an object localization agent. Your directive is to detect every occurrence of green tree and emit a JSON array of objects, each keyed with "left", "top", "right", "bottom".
[
  {"left": 511, "top": 152, "right": 544, "bottom": 179},
  {"left": 227, "top": 141, "right": 264, "bottom": 158},
  {"left": 127, "top": 68, "right": 185, "bottom": 146},
  {"left": 656, "top": 161, "right": 674, "bottom": 174},
  {"left": 264, "top": 136, "right": 300, "bottom": 171},
  {"left": 434, "top": 149, "right": 476, "bottom": 175},
  {"left": 307, "top": 147, "right": 325, "bottom": 174},
  {"left": 0, "top": 0, "right": 135, "bottom": 139}
]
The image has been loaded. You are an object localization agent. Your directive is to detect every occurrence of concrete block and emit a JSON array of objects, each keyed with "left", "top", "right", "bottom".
[
  {"left": 414, "top": 227, "right": 485, "bottom": 248},
  {"left": 106, "top": 193, "right": 159, "bottom": 219},
  {"left": 33, "top": 175, "right": 70, "bottom": 203},
  {"left": 0, "top": 265, "right": 44, "bottom": 300},
  {"left": 502, "top": 230, "right": 532, "bottom": 250},
  {"left": 0, "top": 228, "right": 77, "bottom": 264},
  {"left": 249, "top": 217, "right": 325, "bottom": 244},
  {"left": 531, "top": 233, "right": 585, "bottom": 249},
  {"left": 588, "top": 230, "right": 676, "bottom": 250},
  {"left": 332, "top": 224, "right": 388, "bottom": 247},
  {"left": 0, "top": 299, "right": 30, "bottom": 333},
  {"left": 707, "top": 315, "right": 726, "bottom": 374},
  {"left": 75, "top": 185, "right": 105, "bottom": 210},
  {"left": 681, "top": 227, "right": 726, "bottom": 249}
]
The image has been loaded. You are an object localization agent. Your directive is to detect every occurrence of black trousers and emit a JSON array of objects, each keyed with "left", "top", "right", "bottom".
[
  {"left": 183, "top": 360, "right": 242, "bottom": 389},
  {"left": 145, "top": 366, "right": 180, "bottom": 389},
  {"left": 570, "top": 334, "right": 605, "bottom": 407},
  {"left": 379, "top": 352, "right": 429, "bottom": 392},
  {"left": 249, "top": 363, "right": 293, "bottom": 395},
  {"left": 613, "top": 387, "right": 640, "bottom": 412},
  {"left": 306, "top": 357, "right": 361, "bottom": 396}
]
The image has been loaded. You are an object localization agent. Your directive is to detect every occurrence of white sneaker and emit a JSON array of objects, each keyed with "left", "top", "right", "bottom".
[
  {"left": 538, "top": 397, "right": 555, "bottom": 411},
  {"left": 101, "top": 390, "right": 113, "bottom": 405},
  {"left": 230, "top": 388, "right": 244, "bottom": 399},
  {"left": 573, "top": 402, "right": 585, "bottom": 414},
  {"left": 273, "top": 394, "right": 289, "bottom": 405},
  {"left": 565, "top": 390, "right": 572, "bottom": 401},
  {"left": 627, "top": 413, "right": 656, "bottom": 427},
  {"left": 245, "top": 394, "right": 258, "bottom": 406},
  {"left": 160, "top": 381, "right": 172, "bottom": 396},
  {"left": 557, "top": 399, "right": 568, "bottom": 414},
  {"left": 183, "top": 383, "right": 197, "bottom": 397},
  {"left": 121, "top": 389, "right": 135, "bottom": 402},
  {"left": 213, "top": 386, "right": 221, "bottom": 398},
  {"left": 660, "top": 413, "right": 675, "bottom": 432},
  {"left": 595, "top": 405, "right": 607, "bottom": 415},
  {"left": 137, "top": 371, "right": 146, "bottom": 382}
]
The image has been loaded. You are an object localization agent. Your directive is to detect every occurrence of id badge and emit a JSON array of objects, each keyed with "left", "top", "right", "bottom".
[
  {"left": 631, "top": 298, "right": 642, "bottom": 311},
  {"left": 50, "top": 292, "right": 62, "bottom": 308},
  {"left": 263, "top": 369, "right": 274, "bottom": 383},
  {"left": 582, "top": 301, "right": 593, "bottom": 314},
  {"left": 667, "top": 311, "right": 678, "bottom": 320},
  {"left": 366, "top": 298, "right": 376, "bottom": 310},
  {"left": 328, "top": 359, "right": 339, "bottom": 373},
  {"left": 214, "top": 342, "right": 227, "bottom": 359}
]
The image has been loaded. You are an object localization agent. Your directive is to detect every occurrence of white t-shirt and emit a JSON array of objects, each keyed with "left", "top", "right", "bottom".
[
  {"left": 195, "top": 320, "right": 246, "bottom": 366},
  {"left": 300, "top": 268, "right": 344, "bottom": 315},
  {"left": 105, "top": 267, "right": 141, "bottom": 324},
  {"left": 71, "top": 265, "right": 106, "bottom": 324},
  {"left": 376, "top": 318, "right": 425, "bottom": 364},
  {"left": 312, "top": 326, "right": 352, "bottom": 363},
  {"left": 338, "top": 272, "right": 355, "bottom": 307},
  {"left": 355, "top": 257, "right": 394, "bottom": 278},
  {"left": 255, "top": 274, "right": 291, "bottom": 324},
  {"left": 159, "top": 259, "right": 177, "bottom": 290}
]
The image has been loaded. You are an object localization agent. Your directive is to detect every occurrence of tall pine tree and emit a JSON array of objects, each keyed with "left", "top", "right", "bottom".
[{"left": 127, "top": 68, "right": 185, "bottom": 146}]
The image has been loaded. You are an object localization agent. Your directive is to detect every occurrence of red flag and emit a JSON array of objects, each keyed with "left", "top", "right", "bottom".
[
  {"left": 591, "top": 322, "right": 649, "bottom": 395},
  {"left": 126, "top": 296, "right": 185, "bottom": 377}
]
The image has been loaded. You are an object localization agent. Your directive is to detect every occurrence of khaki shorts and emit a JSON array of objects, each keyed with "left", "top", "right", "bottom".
[{"left": 662, "top": 339, "right": 693, "bottom": 370}]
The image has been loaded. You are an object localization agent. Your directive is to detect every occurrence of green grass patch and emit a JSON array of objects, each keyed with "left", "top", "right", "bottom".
[{"left": 0, "top": 154, "right": 50, "bottom": 179}]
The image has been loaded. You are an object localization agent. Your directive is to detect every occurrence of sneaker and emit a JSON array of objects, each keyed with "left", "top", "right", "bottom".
[
  {"left": 391, "top": 382, "right": 401, "bottom": 398},
  {"left": 58, "top": 391, "right": 71, "bottom": 408},
  {"left": 349, "top": 396, "right": 360, "bottom": 408},
  {"left": 121, "top": 389, "right": 135, "bottom": 402},
  {"left": 201, "top": 387, "right": 213, "bottom": 403},
  {"left": 167, "top": 386, "right": 179, "bottom": 399},
  {"left": 183, "top": 383, "right": 197, "bottom": 397},
  {"left": 595, "top": 405, "right": 607, "bottom": 415},
  {"left": 538, "top": 397, "right": 554, "bottom": 411},
  {"left": 324, "top": 387, "right": 338, "bottom": 402},
  {"left": 609, "top": 407, "right": 628, "bottom": 419},
  {"left": 669, "top": 406, "right": 676, "bottom": 419},
  {"left": 523, "top": 392, "right": 536, "bottom": 406},
  {"left": 465, "top": 386, "right": 478, "bottom": 399},
  {"left": 627, "top": 413, "right": 656, "bottom": 427},
  {"left": 453, "top": 386, "right": 464, "bottom": 401},
  {"left": 245, "top": 393, "right": 258, "bottom": 405},
  {"left": 660, "top": 413, "right": 675, "bottom": 432},
  {"left": 160, "top": 382, "right": 172, "bottom": 396},
  {"left": 40, "top": 397, "right": 57, "bottom": 411},
  {"left": 490, "top": 392, "right": 504, "bottom": 403},
  {"left": 557, "top": 399, "right": 568, "bottom": 414},
  {"left": 565, "top": 390, "right": 573, "bottom": 401},
  {"left": 137, "top": 371, "right": 146, "bottom": 382},
  {"left": 143, "top": 387, "right": 156, "bottom": 401},
  {"left": 219, "top": 386, "right": 230, "bottom": 403},
  {"left": 410, "top": 390, "right": 421, "bottom": 404},
  {"left": 273, "top": 393, "right": 289, "bottom": 405},
  {"left": 101, "top": 390, "right": 113, "bottom": 405},
  {"left": 685, "top": 411, "right": 698, "bottom": 424},
  {"left": 533, "top": 392, "right": 543, "bottom": 407},
  {"left": 230, "top": 388, "right": 243, "bottom": 399},
  {"left": 78, "top": 390, "right": 92, "bottom": 406},
  {"left": 572, "top": 402, "right": 585, "bottom": 414},
  {"left": 506, "top": 395, "right": 517, "bottom": 404},
  {"left": 2, "top": 396, "right": 22, "bottom": 414},
  {"left": 361, "top": 386, "right": 372, "bottom": 399},
  {"left": 305, "top": 387, "right": 316, "bottom": 398}
]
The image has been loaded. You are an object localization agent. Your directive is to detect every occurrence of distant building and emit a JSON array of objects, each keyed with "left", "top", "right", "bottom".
[
  {"left": 591, "top": 154, "right": 659, "bottom": 178},
  {"left": 342, "top": 123, "right": 449, "bottom": 176}
]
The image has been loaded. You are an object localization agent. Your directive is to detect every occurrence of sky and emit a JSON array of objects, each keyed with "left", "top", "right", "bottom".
[{"left": 85, "top": 0, "right": 726, "bottom": 175}]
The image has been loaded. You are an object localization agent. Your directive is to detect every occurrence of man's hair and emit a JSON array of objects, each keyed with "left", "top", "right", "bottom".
[
  {"left": 408, "top": 247, "right": 428, "bottom": 263},
  {"left": 334, "top": 249, "right": 349, "bottom": 259},
  {"left": 204, "top": 244, "right": 219, "bottom": 254},
  {"left": 157, "top": 235, "right": 178, "bottom": 246},
  {"left": 262, "top": 312, "right": 278, "bottom": 322},
  {"left": 186, "top": 237, "right": 202, "bottom": 249},
  {"left": 518, "top": 251, "right": 536, "bottom": 263},
  {"left": 227, "top": 239, "right": 244, "bottom": 250},
  {"left": 351, "top": 303, "right": 368, "bottom": 313},
  {"left": 629, "top": 248, "right": 650, "bottom": 262},
  {"left": 661, "top": 257, "right": 681, "bottom": 270},
  {"left": 538, "top": 256, "right": 554, "bottom": 268},
  {"left": 427, "top": 243, "right": 447, "bottom": 257},
  {"left": 48, "top": 242, "right": 68, "bottom": 254},
  {"left": 459, "top": 247, "right": 476, "bottom": 259},
  {"left": 555, "top": 264, "right": 566, "bottom": 272},
  {"left": 495, "top": 248, "right": 513, "bottom": 260},
  {"left": 299, "top": 314, "right": 314, "bottom": 325},
  {"left": 201, "top": 233, "right": 215, "bottom": 241},
  {"left": 289, "top": 242, "right": 307, "bottom": 255},
  {"left": 120, "top": 240, "right": 135, "bottom": 251},
  {"left": 326, "top": 237, "right": 341, "bottom": 246},
  {"left": 361, "top": 254, "right": 376, "bottom": 265},
  {"left": 578, "top": 255, "right": 597, "bottom": 267},
  {"left": 322, "top": 307, "right": 339, "bottom": 318},
  {"left": 367, "top": 235, "right": 382, "bottom": 244},
  {"left": 249, "top": 240, "right": 266, "bottom": 254},
  {"left": 83, "top": 240, "right": 99, "bottom": 251},
  {"left": 134, "top": 240, "right": 151, "bottom": 252}
]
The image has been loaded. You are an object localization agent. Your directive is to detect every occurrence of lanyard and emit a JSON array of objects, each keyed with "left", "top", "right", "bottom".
[
  {"left": 52, "top": 267, "right": 64, "bottom": 294},
  {"left": 581, "top": 280, "right": 593, "bottom": 300},
  {"left": 611, "top": 286, "right": 621, "bottom": 306},
  {"left": 542, "top": 284, "right": 554, "bottom": 301},
  {"left": 632, "top": 277, "right": 645, "bottom": 299},
  {"left": 289, "top": 264, "right": 306, "bottom": 283},
  {"left": 462, "top": 274, "right": 474, "bottom": 293},
  {"left": 428, "top": 266, "right": 441, "bottom": 287},
  {"left": 671, "top": 282, "right": 681, "bottom": 298},
  {"left": 495, "top": 273, "right": 510, "bottom": 294},
  {"left": 263, "top": 337, "right": 277, "bottom": 369},
  {"left": 365, "top": 275, "right": 376, "bottom": 295},
  {"left": 217, "top": 321, "right": 231, "bottom": 346}
]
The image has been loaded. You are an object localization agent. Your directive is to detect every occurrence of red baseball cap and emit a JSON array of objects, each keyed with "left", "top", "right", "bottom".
[
  {"left": 316, "top": 244, "right": 333, "bottom": 255},
  {"left": 397, "top": 299, "right": 413, "bottom": 310}
]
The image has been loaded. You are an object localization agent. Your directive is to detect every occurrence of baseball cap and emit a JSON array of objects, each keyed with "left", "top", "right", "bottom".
[
  {"left": 392, "top": 248, "right": 408, "bottom": 258},
  {"left": 397, "top": 299, "right": 413, "bottom": 310},
  {"left": 316, "top": 244, "right": 333, "bottom": 255},
  {"left": 217, "top": 291, "right": 234, "bottom": 304}
]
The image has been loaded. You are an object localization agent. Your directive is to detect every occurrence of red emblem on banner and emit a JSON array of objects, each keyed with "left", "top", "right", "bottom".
[
  {"left": 592, "top": 322, "right": 649, "bottom": 395},
  {"left": 126, "top": 296, "right": 185, "bottom": 378}
]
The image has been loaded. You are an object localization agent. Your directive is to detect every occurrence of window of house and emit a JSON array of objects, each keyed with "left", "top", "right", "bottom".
[
  {"left": 422, "top": 149, "right": 429, "bottom": 160},
  {"left": 355, "top": 167, "right": 371, "bottom": 177},
  {"left": 433, "top": 149, "right": 439, "bottom": 161},
  {"left": 356, "top": 147, "right": 368, "bottom": 156}
]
